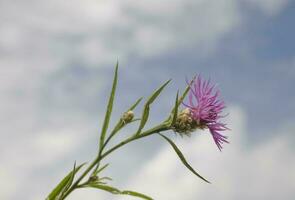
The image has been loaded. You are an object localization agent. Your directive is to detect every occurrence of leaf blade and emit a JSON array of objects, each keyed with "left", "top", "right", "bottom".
[
  {"left": 171, "top": 91, "right": 179, "bottom": 126},
  {"left": 122, "top": 190, "right": 153, "bottom": 200},
  {"left": 46, "top": 163, "right": 86, "bottom": 200},
  {"left": 158, "top": 133, "right": 210, "bottom": 183},
  {"left": 86, "top": 184, "right": 121, "bottom": 194},
  {"left": 179, "top": 76, "right": 195, "bottom": 105},
  {"left": 61, "top": 161, "right": 77, "bottom": 196},
  {"left": 170, "top": 77, "right": 195, "bottom": 116},
  {"left": 93, "top": 163, "right": 109, "bottom": 176},
  {"left": 99, "top": 63, "right": 118, "bottom": 150},
  {"left": 128, "top": 97, "right": 143, "bottom": 111},
  {"left": 136, "top": 79, "right": 171, "bottom": 135},
  {"left": 84, "top": 184, "right": 153, "bottom": 200}
]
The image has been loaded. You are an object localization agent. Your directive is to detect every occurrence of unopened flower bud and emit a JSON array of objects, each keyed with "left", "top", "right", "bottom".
[
  {"left": 122, "top": 110, "right": 134, "bottom": 124},
  {"left": 89, "top": 175, "right": 99, "bottom": 182}
]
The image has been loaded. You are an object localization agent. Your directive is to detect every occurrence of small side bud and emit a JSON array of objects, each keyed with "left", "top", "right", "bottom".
[
  {"left": 89, "top": 175, "right": 99, "bottom": 182},
  {"left": 122, "top": 110, "right": 134, "bottom": 124}
]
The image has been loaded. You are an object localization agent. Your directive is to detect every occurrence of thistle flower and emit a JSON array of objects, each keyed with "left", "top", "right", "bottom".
[
  {"left": 183, "top": 76, "right": 229, "bottom": 151},
  {"left": 48, "top": 65, "right": 218, "bottom": 200}
]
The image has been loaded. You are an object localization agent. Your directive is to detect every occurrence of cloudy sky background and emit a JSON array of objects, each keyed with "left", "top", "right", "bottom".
[{"left": 1, "top": 0, "right": 295, "bottom": 199}]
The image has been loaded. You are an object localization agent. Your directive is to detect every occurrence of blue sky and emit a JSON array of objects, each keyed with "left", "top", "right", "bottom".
[{"left": 0, "top": 0, "right": 295, "bottom": 199}]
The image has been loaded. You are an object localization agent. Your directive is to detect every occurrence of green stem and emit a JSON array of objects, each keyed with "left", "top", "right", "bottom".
[
  {"left": 61, "top": 123, "right": 169, "bottom": 199},
  {"left": 101, "top": 120, "right": 123, "bottom": 152},
  {"left": 61, "top": 155, "right": 102, "bottom": 199},
  {"left": 92, "top": 119, "right": 124, "bottom": 175},
  {"left": 101, "top": 124, "right": 168, "bottom": 160}
]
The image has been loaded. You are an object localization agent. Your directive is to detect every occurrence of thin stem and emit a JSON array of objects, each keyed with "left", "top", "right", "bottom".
[
  {"left": 102, "top": 120, "right": 123, "bottom": 151},
  {"left": 61, "top": 123, "right": 170, "bottom": 199},
  {"left": 92, "top": 119, "right": 124, "bottom": 175},
  {"left": 101, "top": 124, "right": 169, "bottom": 160},
  {"left": 61, "top": 155, "right": 102, "bottom": 199}
]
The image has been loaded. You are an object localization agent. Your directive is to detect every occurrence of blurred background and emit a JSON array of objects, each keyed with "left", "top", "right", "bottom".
[{"left": 1, "top": 0, "right": 295, "bottom": 199}]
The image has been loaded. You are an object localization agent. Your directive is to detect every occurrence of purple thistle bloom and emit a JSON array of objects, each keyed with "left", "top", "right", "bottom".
[{"left": 183, "top": 76, "right": 229, "bottom": 151}]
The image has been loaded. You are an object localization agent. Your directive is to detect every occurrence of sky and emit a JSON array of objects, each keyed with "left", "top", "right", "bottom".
[{"left": 0, "top": 0, "right": 295, "bottom": 199}]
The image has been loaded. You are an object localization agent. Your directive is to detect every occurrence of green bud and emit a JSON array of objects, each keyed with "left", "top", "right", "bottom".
[
  {"left": 122, "top": 110, "right": 134, "bottom": 124},
  {"left": 89, "top": 175, "right": 99, "bottom": 183}
]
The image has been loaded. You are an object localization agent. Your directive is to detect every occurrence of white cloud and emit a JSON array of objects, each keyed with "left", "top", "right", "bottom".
[
  {"left": 121, "top": 0, "right": 240, "bottom": 57},
  {"left": 0, "top": 1, "right": 292, "bottom": 200},
  {"left": 0, "top": 167, "right": 18, "bottom": 200},
  {"left": 0, "top": 1, "right": 242, "bottom": 197},
  {"left": 245, "top": 0, "right": 290, "bottom": 16},
  {"left": 0, "top": 0, "right": 241, "bottom": 136},
  {"left": 118, "top": 106, "right": 295, "bottom": 200},
  {"left": 0, "top": 0, "right": 241, "bottom": 72},
  {"left": 0, "top": 127, "right": 90, "bottom": 200}
]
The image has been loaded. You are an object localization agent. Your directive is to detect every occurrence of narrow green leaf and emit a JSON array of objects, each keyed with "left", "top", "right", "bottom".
[
  {"left": 158, "top": 133, "right": 210, "bottom": 183},
  {"left": 61, "top": 161, "right": 77, "bottom": 196},
  {"left": 166, "top": 78, "right": 194, "bottom": 125},
  {"left": 178, "top": 84, "right": 190, "bottom": 106},
  {"left": 136, "top": 106, "right": 150, "bottom": 135},
  {"left": 147, "top": 79, "right": 171, "bottom": 104},
  {"left": 86, "top": 184, "right": 121, "bottom": 194},
  {"left": 84, "top": 184, "right": 153, "bottom": 200},
  {"left": 122, "top": 190, "right": 153, "bottom": 200},
  {"left": 46, "top": 163, "right": 86, "bottom": 200},
  {"left": 171, "top": 91, "right": 179, "bottom": 126},
  {"left": 99, "top": 63, "right": 118, "bottom": 150},
  {"left": 128, "top": 97, "right": 143, "bottom": 111},
  {"left": 136, "top": 80, "right": 171, "bottom": 135},
  {"left": 99, "top": 176, "right": 113, "bottom": 181},
  {"left": 181, "top": 76, "right": 196, "bottom": 103},
  {"left": 130, "top": 118, "right": 141, "bottom": 123},
  {"left": 93, "top": 163, "right": 109, "bottom": 176},
  {"left": 171, "top": 77, "right": 195, "bottom": 116}
]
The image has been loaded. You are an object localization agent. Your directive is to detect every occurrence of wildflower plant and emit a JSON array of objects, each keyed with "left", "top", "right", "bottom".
[{"left": 46, "top": 63, "right": 229, "bottom": 200}]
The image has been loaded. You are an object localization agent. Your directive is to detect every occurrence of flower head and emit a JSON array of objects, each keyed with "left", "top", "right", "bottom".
[
  {"left": 173, "top": 108, "right": 196, "bottom": 134},
  {"left": 183, "top": 76, "right": 229, "bottom": 151}
]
